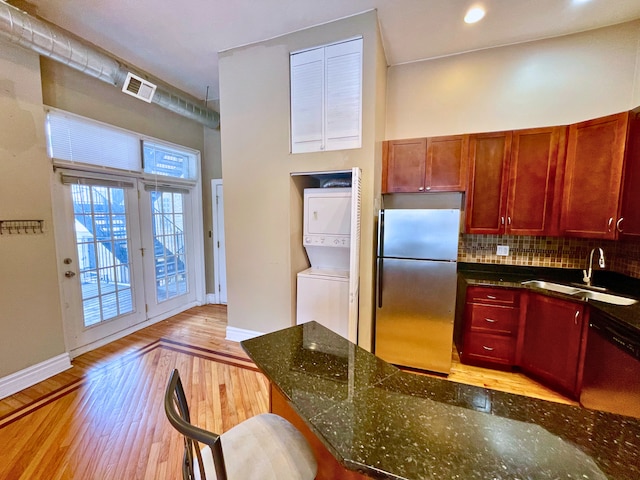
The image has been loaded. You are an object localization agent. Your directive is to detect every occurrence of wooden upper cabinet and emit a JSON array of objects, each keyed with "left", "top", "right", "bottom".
[
  {"left": 382, "top": 135, "right": 468, "bottom": 193},
  {"left": 465, "top": 132, "right": 512, "bottom": 234},
  {"left": 382, "top": 138, "right": 427, "bottom": 193},
  {"left": 426, "top": 135, "right": 469, "bottom": 191},
  {"left": 507, "top": 126, "right": 566, "bottom": 236},
  {"left": 559, "top": 111, "right": 629, "bottom": 239},
  {"left": 619, "top": 108, "right": 640, "bottom": 238},
  {"left": 466, "top": 127, "right": 565, "bottom": 236}
]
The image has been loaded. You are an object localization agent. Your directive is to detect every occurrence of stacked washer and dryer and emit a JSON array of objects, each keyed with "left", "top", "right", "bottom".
[{"left": 296, "top": 187, "right": 352, "bottom": 338}]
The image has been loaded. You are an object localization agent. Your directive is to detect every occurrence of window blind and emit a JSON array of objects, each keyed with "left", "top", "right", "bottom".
[
  {"left": 142, "top": 183, "right": 190, "bottom": 194},
  {"left": 60, "top": 172, "right": 135, "bottom": 189},
  {"left": 46, "top": 110, "right": 141, "bottom": 172}
]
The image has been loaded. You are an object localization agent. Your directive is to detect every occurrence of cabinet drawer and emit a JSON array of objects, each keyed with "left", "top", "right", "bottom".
[
  {"left": 467, "top": 286, "right": 518, "bottom": 306},
  {"left": 463, "top": 332, "right": 516, "bottom": 365},
  {"left": 469, "top": 304, "right": 518, "bottom": 336}
]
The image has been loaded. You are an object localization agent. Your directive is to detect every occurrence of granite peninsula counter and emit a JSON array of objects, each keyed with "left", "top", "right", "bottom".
[
  {"left": 242, "top": 321, "right": 640, "bottom": 480},
  {"left": 457, "top": 263, "right": 640, "bottom": 336}
]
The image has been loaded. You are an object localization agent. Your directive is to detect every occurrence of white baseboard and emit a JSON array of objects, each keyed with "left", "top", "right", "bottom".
[
  {"left": 0, "top": 353, "right": 72, "bottom": 400},
  {"left": 206, "top": 293, "right": 218, "bottom": 304},
  {"left": 226, "top": 326, "right": 264, "bottom": 343},
  {"left": 68, "top": 301, "right": 200, "bottom": 359}
]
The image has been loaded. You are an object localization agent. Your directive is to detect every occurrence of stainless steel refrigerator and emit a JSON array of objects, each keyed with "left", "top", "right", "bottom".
[{"left": 375, "top": 208, "right": 460, "bottom": 374}]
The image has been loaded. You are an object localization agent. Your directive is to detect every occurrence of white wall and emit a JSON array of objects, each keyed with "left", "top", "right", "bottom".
[
  {"left": 219, "top": 11, "right": 385, "bottom": 346},
  {"left": 386, "top": 20, "right": 640, "bottom": 139},
  {"left": 0, "top": 38, "right": 209, "bottom": 383},
  {"left": 0, "top": 42, "right": 66, "bottom": 377},
  {"left": 203, "top": 126, "right": 223, "bottom": 293}
]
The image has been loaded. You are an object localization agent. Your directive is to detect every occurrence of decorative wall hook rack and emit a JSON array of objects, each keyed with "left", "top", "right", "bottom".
[{"left": 0, "top": 220, "right": 45, "bottom": 235}]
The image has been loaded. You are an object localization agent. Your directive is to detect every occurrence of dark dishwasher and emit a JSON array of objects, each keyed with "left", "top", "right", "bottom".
[{"left": 580, "top": 310, "right": 640, "bottom": 418}]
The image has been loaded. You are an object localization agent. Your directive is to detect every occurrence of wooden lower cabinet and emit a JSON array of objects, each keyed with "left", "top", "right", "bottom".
[
  {"left": 461, "top": 287, "right": 589, "bottom": 400},
  {"left": 461, "top": 287, "right": 521, "bottom": 367},
  {"left": 520, "top": 294, "right": 588, "bottom": 399},
  {"left": 270, "top": 385, "right": 372, "bottom": 480}
]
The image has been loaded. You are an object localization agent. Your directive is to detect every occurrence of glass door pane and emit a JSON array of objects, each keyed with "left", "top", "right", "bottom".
[
  {"left": 55, "top": 176, "right": 145, "bottom": 356},
  {"left": 72, "top": 185, "right": 134, "bottom": 326},
  {"left": 150, "top": 191, "right": 188, "bottom": 302}
]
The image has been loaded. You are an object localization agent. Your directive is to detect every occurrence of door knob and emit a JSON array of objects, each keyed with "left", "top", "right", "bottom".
[{"left": 64, "top": 271, "right": 76, "bottom": 278}]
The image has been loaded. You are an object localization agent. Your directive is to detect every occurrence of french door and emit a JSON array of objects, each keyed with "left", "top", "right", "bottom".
[
  {"left": 139, "top": 187, "right": 196, "bottom": 318},
  {"left": 54, "top": 173, "right": 197, "bottom": 356}
]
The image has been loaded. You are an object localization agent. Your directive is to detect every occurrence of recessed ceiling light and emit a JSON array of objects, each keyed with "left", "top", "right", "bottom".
[{"left": 464, "top": 6, "right": 486, "bottom": 24}]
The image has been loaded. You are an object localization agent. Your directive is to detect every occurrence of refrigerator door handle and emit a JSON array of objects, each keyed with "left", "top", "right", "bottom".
[
  {"left": 378, "top": 209, "right": 385, "bottom": 258},
  {"left": 377, "top": 210, "right": 385, "bottom": 308},
  {"left": 377, "top": 257, "right": 384, "bottom": 308}
]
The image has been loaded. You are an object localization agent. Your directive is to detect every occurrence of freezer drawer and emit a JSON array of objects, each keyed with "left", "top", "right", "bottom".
[{"left": 375, "top": 258, "right": 457, "bottom": 373}]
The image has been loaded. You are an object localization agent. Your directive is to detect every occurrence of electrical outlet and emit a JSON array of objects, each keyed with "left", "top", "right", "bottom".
[{"left": 496, "top": 245, "right": 509, "bottom": 256}]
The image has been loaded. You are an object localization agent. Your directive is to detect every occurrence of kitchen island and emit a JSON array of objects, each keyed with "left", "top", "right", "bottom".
[{"left": 242, "top": 321, "right": 640, "bottom": 480}]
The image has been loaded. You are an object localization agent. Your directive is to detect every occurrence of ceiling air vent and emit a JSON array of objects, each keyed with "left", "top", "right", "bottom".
[{"left": 121, "top": 72, "right": 157, "bottom": 103}]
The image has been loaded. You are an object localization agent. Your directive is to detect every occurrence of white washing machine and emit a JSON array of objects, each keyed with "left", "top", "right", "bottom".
[
  {"left": 296, "top": 187, "right": 352, "bottom": 337},
  {"left": 296, "top": 267, "right": 349, "bottom": 338}
]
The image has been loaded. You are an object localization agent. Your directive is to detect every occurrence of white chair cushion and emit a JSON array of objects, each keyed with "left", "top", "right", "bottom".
[
  {"left": 194, "top": 445, "right": 216, "bottom": 480},
  {"left": 195, "top": 413, "right": 317, "bottom": 480}
]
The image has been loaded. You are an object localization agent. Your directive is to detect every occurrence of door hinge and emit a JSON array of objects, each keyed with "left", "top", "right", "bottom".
[
  {"left": 216, "top": 195, "right": 219, "bottom": 205},
  {"left": 217, "top": 240, "right": 220, "bottom": 248},
  {"left": 145, "top": 304, "right": 148, "bottom": 313},
  {"left": 218, "top": 284, "right": 221, "bottom": 292}
]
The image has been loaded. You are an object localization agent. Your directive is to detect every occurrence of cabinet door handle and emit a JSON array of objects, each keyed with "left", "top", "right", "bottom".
[
  {"left": 486, "top": 295, "right": 497, "bottom": 300},
  {"left": 426, "top": 186, "right": 431, "bottom": 191},
  {"left": 574, "top": 310, "right": 580, "bottom": 325},
  {"left": 507, "top": 216, "right": 512, "bottom": 225},
  {"left": 607, "top": 217, "right": 613, "bottom": 232},
  {"left": 418, "top": 186, "right": 424, "bottom": 191},
  {"left": 617, "top": 217, "right": 624, "bottom": 233},
  {"left": 501, "top": 216, "right": 505, "bottom": 225},
  {"left": 485, "top": 318, "right": 497, "bottom": 323},
  {"left": 482, "top": 345, "right": 494, "bottom": 351}
]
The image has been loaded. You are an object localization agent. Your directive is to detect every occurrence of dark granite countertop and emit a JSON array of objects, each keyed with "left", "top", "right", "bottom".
[
  {"left": 458, "top": 263, "right": 640, "bottom": 336},
  {"left": 242, "top": 321, "right": 640, "bottom": 480}
]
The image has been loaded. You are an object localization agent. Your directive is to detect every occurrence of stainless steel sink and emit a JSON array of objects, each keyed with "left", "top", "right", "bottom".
[
  {"left": 521, "top": 280, "right": 581, "bottom": 295},
  {"left": 571, "top": 290, "right": 637, "bottom": 306},
  {"left": 521, "top": 280, "right": 637, "bottom": 306}
]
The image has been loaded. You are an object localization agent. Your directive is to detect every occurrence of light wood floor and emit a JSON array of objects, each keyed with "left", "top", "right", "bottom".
[{"left": 0, "top": 305, "right": 576, "bottom": 479}]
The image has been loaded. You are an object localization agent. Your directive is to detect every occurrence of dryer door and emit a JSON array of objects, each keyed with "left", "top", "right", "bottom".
[{"left": 304, "top": 188, "right": 351, "bottom": 241}]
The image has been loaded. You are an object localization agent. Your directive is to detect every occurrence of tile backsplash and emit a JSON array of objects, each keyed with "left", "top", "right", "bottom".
[{"left": 458, "top": 234, "right": 640, "bottom": 279}]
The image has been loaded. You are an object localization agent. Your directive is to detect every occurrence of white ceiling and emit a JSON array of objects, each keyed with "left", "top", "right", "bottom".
[{"left": 17, "top": 0, "right": 640, "bottom": 102}]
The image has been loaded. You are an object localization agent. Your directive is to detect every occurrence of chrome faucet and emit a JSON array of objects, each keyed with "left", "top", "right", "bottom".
[{"left": 583, "top": 248, "right": 605, "bottom": 286}]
